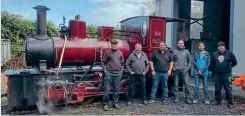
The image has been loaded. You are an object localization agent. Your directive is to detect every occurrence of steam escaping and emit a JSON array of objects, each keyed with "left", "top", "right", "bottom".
[{"left": 36, "top": 76, "right": 54, "bottom": 114}]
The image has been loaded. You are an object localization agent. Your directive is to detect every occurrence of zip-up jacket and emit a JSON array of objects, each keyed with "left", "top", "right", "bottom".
[
  {"left": 210, "top": 50, "right": 237, "bottom": 74},
  {"left": 102, "top": 49, "right": 124, "bottom": 72},
  {"left": 173, "top": 48, "right": 192, "bottom": 71},
  {"left": 125, "top": 51, "right": 149, "bottom": 74},
  {"left": 193, "top": 51, "right": 210, "bottom": 76}
]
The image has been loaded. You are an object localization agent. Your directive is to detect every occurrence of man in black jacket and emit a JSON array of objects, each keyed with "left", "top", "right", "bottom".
[{"left": 210, "top": 41, "right": 237, "bottom": 108}]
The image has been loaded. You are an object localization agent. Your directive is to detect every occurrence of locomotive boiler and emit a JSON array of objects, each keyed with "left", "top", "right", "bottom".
[{"left": 4, "top": 5, "right": 187, "bottom": 111}]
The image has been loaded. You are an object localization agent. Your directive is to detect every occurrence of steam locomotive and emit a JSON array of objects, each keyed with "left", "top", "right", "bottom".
[{"left": 4, "top": 5, "right": 186, "bottom": 110}]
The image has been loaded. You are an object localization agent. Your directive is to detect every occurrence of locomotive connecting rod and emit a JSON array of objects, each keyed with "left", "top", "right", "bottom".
[{"left": 55, "top": 35, "right": 68, "bottom": 79}]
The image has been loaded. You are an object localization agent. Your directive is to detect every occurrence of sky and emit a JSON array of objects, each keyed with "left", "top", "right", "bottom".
[{"left": 1, "top": 0, "right": 152, "bottom": 27}]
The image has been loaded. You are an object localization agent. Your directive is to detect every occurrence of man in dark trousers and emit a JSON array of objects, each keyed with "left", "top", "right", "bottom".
[
  {"left": 210, "top": 41, "right": 237, "bottom": 108},
  {"left": 125, "top": 43, "right": 149, "bottom": 106},
  {"left": 102, "top": 40, "right": 124, "bottom": 111},
  {"left": 172, "top": 40, "right": 192, "bottom": 104},
  {"left": 148, "top": 41, "right": 174, "bottom": 104}
]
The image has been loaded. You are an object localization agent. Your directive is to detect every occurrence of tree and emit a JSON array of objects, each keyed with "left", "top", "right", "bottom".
[
  {"left": 86, "top": 24, "right": 97, "bottom": 38},
  {"left": 1, "top": 11, "right": 60, "bottom": 56}
]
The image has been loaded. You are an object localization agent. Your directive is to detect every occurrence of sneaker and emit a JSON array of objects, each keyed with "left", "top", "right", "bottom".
[
  {"left": 148, "top": 100, "right": 155, "bottom": 104},
  {"left": 186, "top": 99, "right": 192, "bottom": 104},
  {"left": 161, "top": 98, "right": 168, "bottom": 102},
  {"left": 212, "top": 100, "right": 221, "bottom": 105},
  {"left": 143, "top": 100, "right": 148, "bottom": 105},
  {"left": 174, "top": 98, "right": 179, "bottom": 103},
  {"left": 103, "top": 105, "right": 109, "bottom": 111},
  {"left": 126, "top": 101, "right": 132, "bottom": 106},
  {"left": 193, "top": 99, "right": 198, "bottom": 104},
  {"left": 205, "top": 100, "right": 210, "bottom": 105},
  {"left": 113, "top": 104, "right": 121, "bottom": 109}
]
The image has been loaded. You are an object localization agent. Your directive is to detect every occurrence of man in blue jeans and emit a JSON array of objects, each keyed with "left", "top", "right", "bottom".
[
  {"left": 193, "top": 42, "right": 210, "bottom": 104},
  {"left": 148, "top": 41, "right": 173, "bottom": 103}
]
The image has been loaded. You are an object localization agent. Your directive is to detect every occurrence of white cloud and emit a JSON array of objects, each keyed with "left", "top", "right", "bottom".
[{"left": 87, "top": 0, "right": 153, "bottom": 26}]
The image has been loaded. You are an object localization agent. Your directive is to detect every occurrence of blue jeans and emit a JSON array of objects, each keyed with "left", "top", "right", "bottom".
[
  {"left": 150, "top": 72, "right": 168, "bottom": 100},
  {"left": 193, "top": 74, "right": 209, "bottom": 100}
]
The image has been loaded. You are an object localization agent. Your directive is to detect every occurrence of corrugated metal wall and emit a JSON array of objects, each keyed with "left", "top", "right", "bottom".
[{"left": 1, "top": 39, "right": 12, "bottom": 66}]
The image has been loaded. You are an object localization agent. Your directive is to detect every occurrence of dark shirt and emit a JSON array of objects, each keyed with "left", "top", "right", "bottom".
[
  {"left": 150, "top": 49, "right": 173, "bottom": 73},
  {"left": 102, "top": 49, "right": 124, "bottom": 72},
  {"left": 210, "top": 50, "right": 237, "bottom": 74},
  {"left": 125, "top": 51, "right": 150, "bottom": 74}
]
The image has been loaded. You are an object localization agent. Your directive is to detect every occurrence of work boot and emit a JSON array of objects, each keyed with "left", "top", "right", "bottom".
[
  {"left": 143, "top": 100, "right": 148, "bottom": 105},
  {"left": 186, "top": 98, "right": 192, "bottom": 104},
  {"left": 227, "top": 101, "right": 234, "bottom": 109},
  {"left": 212, "top": 100, "right": 221, "bottom": 105},
  {"left": 228, "top": 103, "right": 234, "bottom": 109},
  {"left": 126, "top": 101, "right": 132, "bottom": 106},
  {"left": 113, "top": 104, "right": 121, "bottom": 109},
  {"left": 103, "top": 105, "right": 109, "bottom": 111},
  {"left": 174, "top": 98, "right": 179, "bottom": 103}
]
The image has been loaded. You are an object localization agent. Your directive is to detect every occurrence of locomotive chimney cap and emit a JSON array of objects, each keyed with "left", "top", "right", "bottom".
[{"left": 110, "top": 40, "right": 118, "bottom": 44}]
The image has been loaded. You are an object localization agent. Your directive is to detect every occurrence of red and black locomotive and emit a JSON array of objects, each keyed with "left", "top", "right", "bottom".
[{"left": 4, "top": 5, "right": 186, "bottom": 110}]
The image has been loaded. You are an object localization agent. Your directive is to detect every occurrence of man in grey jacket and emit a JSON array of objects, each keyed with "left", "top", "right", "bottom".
[
  {"left": 172, "top": 40, "right": 192, "bottom": 104},
  {"left": 125, "top": 43, "right": 150, "bottom": 106},
  {"left": 102, "top": 40, "right": 124, "bottom": 111}
]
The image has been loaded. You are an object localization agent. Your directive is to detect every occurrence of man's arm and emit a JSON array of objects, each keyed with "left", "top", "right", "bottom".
[
  {"left": 168, "top": 53, "right": 174, "bottom": 72},
  {"left": 144, "top": 55, "right": 150, "bottom": 73},
  {"left": 125, "top": 54, "right": 133, "bottom": 73},
  {"left": 187, "top": 50, "right": 192, "bottom": 70},
  {"left": 102, "top": 51, "right": 109, "bottom": 72},
  {"left": 193, "top": 53, "right": 200, "bottom": 71},
  {"left": 149, "top": 52, "right": 156, "bottom": 71},
  {"left": 202, "top": 52, "right": 211, "bottom": 73},
  {"left": 120, "top": 51, "right": 125, "bottom": 71},
  {"left": 209, "top": 53, "right": 216, "bottom": 72},
  {"left": 231, "top": 52, "right": 238, "bottom": 67}
]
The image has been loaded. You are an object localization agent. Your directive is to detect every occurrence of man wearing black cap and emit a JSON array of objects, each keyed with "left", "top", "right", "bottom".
[
  {"left": 102, "top": 40, "right": 124, "bottom": 111},
  {"left": 210, "top": 41, "right": 237, "bottom": 108}
]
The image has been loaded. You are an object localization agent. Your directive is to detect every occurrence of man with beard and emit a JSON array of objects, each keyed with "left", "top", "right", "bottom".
[
  {"left": 148, "top": 41, "right": 173, "bottom": 103},
  {"left": 102, "top": 40, "right": 124, "bottom": 111},
  {"left": 125, "top": 43, "right": 149, "bottom": 106},
  {"left": 210, "top": 41, "right": 237, "bottom": 109},
  {"left": 172, "top": 40, "right": 192, "bottom": 104}
]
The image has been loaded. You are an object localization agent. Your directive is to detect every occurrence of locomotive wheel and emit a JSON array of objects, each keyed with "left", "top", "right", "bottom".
[
  {"left": 120, "top": 79, "right": 130, "bottom": 95},
  {"left": 77, "top": 82, "right": 97, "bottom": 105}
]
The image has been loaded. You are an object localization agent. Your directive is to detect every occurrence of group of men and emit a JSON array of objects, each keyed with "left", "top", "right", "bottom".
[{"left": 102, "top": 39, "right": 237, "bottom": 111}]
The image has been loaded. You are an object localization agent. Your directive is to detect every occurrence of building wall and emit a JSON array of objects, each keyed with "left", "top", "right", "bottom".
[
  {"left": 230, "top": 0, "right": 245, "bottom": 76},
  {"left": 155, "top": 0, "right": 174, "bottom": 48}
]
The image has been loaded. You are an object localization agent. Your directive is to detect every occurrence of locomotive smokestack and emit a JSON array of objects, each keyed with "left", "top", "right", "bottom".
[{"left": 33, "top": 5, "right": 50, "bottom": 37}]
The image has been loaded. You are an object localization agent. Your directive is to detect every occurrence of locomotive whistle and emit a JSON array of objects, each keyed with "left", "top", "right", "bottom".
[{"left": 55, "top": 35, "right": 68, "bottom": 79}]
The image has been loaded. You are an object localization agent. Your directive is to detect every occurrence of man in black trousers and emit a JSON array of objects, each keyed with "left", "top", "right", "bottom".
[{"left": 210, "top": 41, "right": 237, "bottom": 108}]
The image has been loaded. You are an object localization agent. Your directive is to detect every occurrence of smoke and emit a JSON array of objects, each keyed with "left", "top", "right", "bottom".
[{"left": 36, "top": 76, "right": 54, "bottom": 114}]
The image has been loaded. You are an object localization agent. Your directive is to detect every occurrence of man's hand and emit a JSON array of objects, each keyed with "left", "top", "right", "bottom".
[
  {"left": 199, "top": 71, "right": 203, "bottom": 75},
  {"left": 143, "top": 72, "right": 146, "bottom": 75},
  {"left": 151, "top": 71, "right": 155, "bottom": 76},
  {"left": 130, "top": 72, "right": 134, "bottom": 75},
  {"left": 168, "top": 70, "right": 172, "bottom": 76}
]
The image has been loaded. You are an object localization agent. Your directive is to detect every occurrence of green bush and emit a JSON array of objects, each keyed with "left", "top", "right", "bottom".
[{"left": 1, "top": 11, "right": 60, "bottom": 56}]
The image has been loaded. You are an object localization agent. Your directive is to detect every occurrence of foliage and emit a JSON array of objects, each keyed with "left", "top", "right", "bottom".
[
  {"left": 86, "top": 24, "right": 98, "bottom": 38},
  {"left": 1, "top": 11, "right": 60, "bottom": 56}
]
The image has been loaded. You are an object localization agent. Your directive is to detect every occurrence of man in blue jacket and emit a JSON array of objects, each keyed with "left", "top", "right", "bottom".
[{"left": 193, "top": 42, "right": 210, "bottom": 104}]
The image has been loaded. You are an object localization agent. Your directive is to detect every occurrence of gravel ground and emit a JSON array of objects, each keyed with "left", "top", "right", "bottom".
[{"left": 2, "top": 87, "right": 245, "bottom": 115}]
